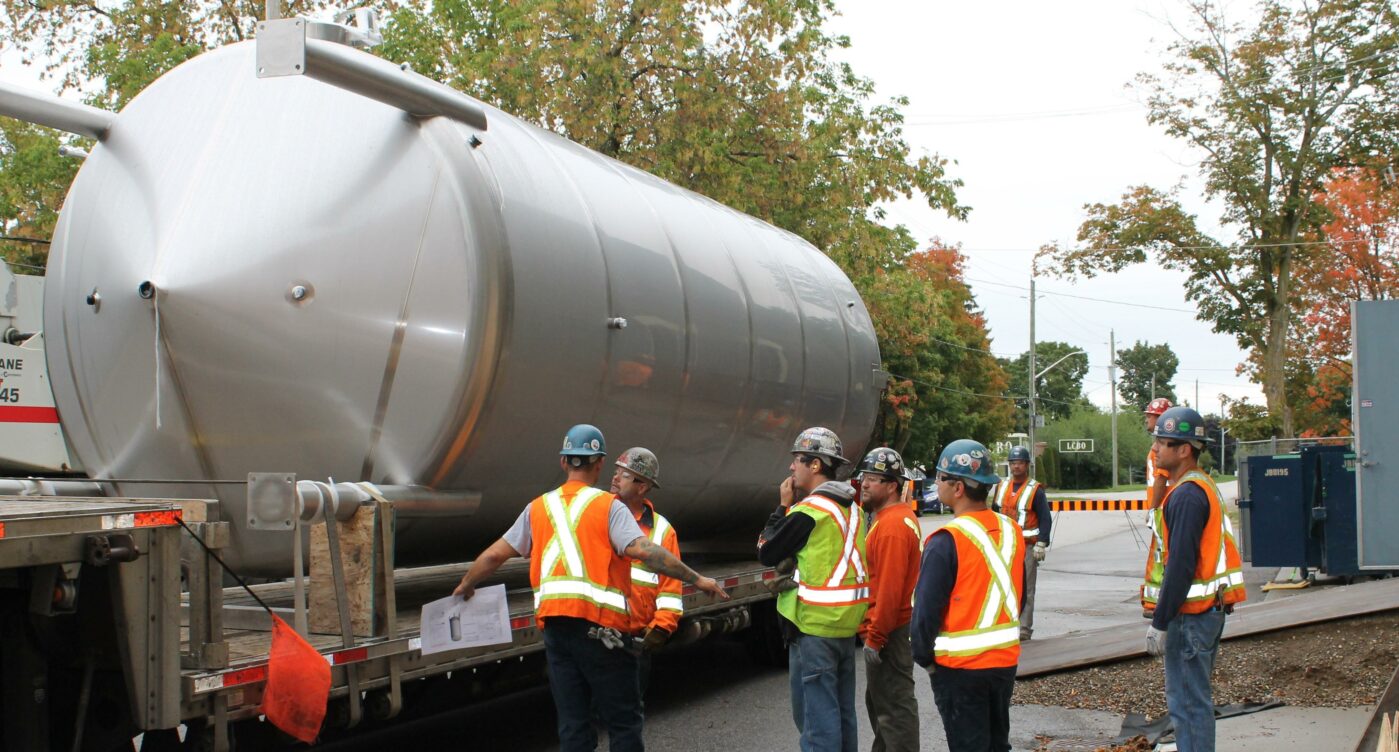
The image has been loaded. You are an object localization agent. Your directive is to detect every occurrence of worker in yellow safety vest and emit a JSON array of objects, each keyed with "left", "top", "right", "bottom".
[
  {"left": 1142, "top": 407, "right": 1246, "bottom": 752},
  {"left": 452, "top": 424, "right": 728, "bottom": 752},
  {"left": 911, "top": 439, "right": 1025, "bottom": 752},
  {"left": 610, "top": 447, "right": 684, "bottom": 697},
  {"left": 758, "top": 426, "right": 869, "bottom": 752}
]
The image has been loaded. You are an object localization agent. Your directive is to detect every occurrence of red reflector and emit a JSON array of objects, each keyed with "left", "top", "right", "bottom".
[
  {"left": 0, "top": 522, "right": 5, "bottom": 539},
  {"left": 134, "top": 510, "right": 183, "bottom": 527},
  {"left": 332, "top": 647, "right": 368, "bottom": 665},
  {"left": 509, "top": 615, "right": 534, "bottom": 630},
  {"left": 762, "top": 570, "right": 776, "bottom": 580},
  {"left": 0, "top": 406, "right": 60, "bottom": 423},
  {"left": 723, "top": 577, "right": 739, "bottom": 588},
  {"left": 224, "top": 665, "right": 268, "bottom": 687}
]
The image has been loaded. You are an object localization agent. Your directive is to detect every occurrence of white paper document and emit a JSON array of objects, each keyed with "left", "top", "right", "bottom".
[{"left": 418, "top": 585, "right": 512, "bottom": 655}]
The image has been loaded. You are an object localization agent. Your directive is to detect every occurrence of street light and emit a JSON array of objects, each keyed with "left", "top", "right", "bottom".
[{"left": 1027, "top": 349, "right": 1087, "bottom": 471}]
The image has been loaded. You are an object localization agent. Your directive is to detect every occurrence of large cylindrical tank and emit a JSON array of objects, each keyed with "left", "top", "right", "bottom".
[{"left": 42, "top": 40, "right": 882, "bottom": 575}]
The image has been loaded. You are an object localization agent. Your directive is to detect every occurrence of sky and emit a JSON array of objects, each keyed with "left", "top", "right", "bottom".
[
  {"left": 0, "top": 1, "right": 1269, "bottom": 415},
  {"left": 826, "top": 0, "right": 1268, "bottom": 415}
]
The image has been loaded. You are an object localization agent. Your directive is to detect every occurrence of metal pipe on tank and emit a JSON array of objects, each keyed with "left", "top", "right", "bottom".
[
  {"left": 0, "top": 81, "right": 113, "bottom": 140},
  {"left": 255, "top": 19, "right": 488, "bottom": 131},
  {"left": 0, "top": 478, "right": 105, "bottom": 497},
  {"left": 294, "top": 481, "right": 480, "bottom": 522}
]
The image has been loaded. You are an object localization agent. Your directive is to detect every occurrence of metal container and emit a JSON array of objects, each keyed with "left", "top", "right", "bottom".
[{"left": 42, "top": 40, "right": 882, "bottom": 574}]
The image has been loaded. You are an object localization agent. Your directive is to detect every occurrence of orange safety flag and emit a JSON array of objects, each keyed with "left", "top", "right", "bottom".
[{"left": 261, "top": 615, "right": 330, "bottom": 743}]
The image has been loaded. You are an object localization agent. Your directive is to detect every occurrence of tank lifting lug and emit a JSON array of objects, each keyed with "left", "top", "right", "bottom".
[{"left": 84, "top": 533, "right": 140, "bottom": 566}]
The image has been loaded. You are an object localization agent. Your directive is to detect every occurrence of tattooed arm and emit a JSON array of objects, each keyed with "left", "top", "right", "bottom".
[{"left": 624, "top": 537, "right": 730, "bottom": 600}]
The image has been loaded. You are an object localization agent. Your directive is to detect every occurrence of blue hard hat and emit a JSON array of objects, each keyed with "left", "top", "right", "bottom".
[
  {"left": 1152, "top": 406, "right": 1211, "bottom": 443},
  {"left": 1007, "top": 446, "right": 1031, "bottom": 463},
  {"left": 935, "top": 439, "right": 1000, "bottom": 487},
  {"left": 560, "top": 424, "right": 607, "bottom": 457}
]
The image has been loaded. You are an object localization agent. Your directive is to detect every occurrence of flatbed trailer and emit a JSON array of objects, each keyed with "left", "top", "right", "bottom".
[{"left": 0, "top": 495, "right": 781, "bottom": 752}]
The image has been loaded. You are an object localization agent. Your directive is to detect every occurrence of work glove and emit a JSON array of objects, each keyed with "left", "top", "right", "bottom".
[
  {"left": 863, "top": 645, "right": 882, "bottom": 667},
  {"left": 1033, "top": 542, "right": 1048, "bottom": 562},
  {"left": 641, "top": 626, "right": 671, "bottom": 653},
  {"left": 1145, "top": 625, "right": 1167, "bottom": 658}
]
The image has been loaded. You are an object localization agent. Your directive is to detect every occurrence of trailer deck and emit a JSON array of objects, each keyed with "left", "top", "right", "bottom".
[{"left": 182, "top": 555, "right": 776, "bottom": 724}]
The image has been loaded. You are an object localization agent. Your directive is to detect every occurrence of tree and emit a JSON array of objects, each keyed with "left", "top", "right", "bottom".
[
  {"left": 1289, "top": 167, "right": 1399, "bottom": 435},
  {"left": 1000, "top": 341, "right": 1090, "bottom": 423},
  {"left": 1039, "top": 0, "right": 1399, "bottom": 437},
  {"left": 0, "top": 120, "right": 77, "bottom": 270},
  {"left": 866, "top": 243, "right": 1013, "bottom": 461},
  {"left": 1035, "top": 407, "right": 1152, "bottom": 490},
  {"left": 1115, "top": 341, "right": 1179, "bottom": 413}
]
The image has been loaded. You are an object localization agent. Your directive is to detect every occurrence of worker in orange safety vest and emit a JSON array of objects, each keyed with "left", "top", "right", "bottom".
[
  {"left": 452, "top": 424, "right": 728, "bottom": 752},
  {"left": 610, "top": 446, "right": 684, "bottom": 697},
  {"left": 989, "top": 444, "right": 1051, "bottom": 641},
  {"left": 1143, "top": 406, "right": 1246, "bottom": 752},
  {"left": 911, "top": 439, "right": 1025, "bottom": 752},
  {"left": 1141, "top": 396, "right": 1174, "bottom": 616}
]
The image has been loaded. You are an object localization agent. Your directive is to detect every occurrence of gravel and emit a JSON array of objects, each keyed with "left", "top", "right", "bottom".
[{"left": 1014, "top": 611, "right": 1399, "bottom": 718}]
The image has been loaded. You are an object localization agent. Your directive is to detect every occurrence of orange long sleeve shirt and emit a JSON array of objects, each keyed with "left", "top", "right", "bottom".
[{"left": 858, "top": 502, "right": 923, "bottom": 651}]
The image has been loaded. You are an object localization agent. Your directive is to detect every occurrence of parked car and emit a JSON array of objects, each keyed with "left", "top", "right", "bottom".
[{"left": 917, "top": 484, "right": 945, "bottom": 516}]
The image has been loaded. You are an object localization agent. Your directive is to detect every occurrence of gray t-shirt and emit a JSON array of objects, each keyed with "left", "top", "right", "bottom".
[{"left": 503, "top": 494, "right": 645, "bottom": 557}]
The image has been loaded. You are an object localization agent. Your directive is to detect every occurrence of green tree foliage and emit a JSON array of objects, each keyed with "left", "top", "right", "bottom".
[
  {"left": 1115, "top": 340, "right": 1179, "bottom": 412},
  {"left": 866, "top": 244, "right": 1013, "bottom": 462},
  {"left": 1000, "top": 341, "right": 1090, "bottom": 423},
  {"left": 1222, "top": 396, "right": 1279, "bottom": 441},
  {"left": 0, "top": 119, "right": 77, "bottom": 269},
  {"left": 1034, "top": 408, "right": 1154, "bottom": 490},
  {"left": 1038, "top": 0, "right": 1399, "bottom": 437}
]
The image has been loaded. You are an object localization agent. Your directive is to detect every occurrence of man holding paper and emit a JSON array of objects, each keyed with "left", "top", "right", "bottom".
[{"left": 452, "top": 424, "right": 728, "bottom": 752}]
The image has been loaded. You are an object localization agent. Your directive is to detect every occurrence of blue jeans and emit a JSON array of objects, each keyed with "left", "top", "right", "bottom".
[
  {"left": 789, "top": 634, "right": 858, "bottom": 752},
  {"left": 543, "top": 618, "right": 644, "bottom": 752},
  {"left": 1164, "top": 610, "right": 1226, "bottom": 752}
]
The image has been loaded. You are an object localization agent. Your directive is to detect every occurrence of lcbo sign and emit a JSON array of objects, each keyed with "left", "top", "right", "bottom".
[{"left": 1059, "top": 439, "right": 1095, "bottom": 453}]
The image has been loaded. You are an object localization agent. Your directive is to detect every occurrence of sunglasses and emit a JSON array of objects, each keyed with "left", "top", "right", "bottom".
[{"left": 936, "top": 474, "right": 961, "bottom": 484}]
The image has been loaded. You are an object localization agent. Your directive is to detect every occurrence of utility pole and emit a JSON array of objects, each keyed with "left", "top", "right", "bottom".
[
  {"left": 1151, "top": 373, "right": 1156, "bottom": 401},
  {"left": 1195, "top": 379, "right": 1200, "bottom": 411},
  {"left": 1110, "top": 329, "right": 1118, "bottom": 487},
  {"left": 1028, "top": 271, "right": 1037, "bottom": 472}
]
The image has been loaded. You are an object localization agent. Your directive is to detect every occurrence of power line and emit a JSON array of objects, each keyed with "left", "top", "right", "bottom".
[
  {"left": 964, "top": 276, "right": 1197, "bottom": 313},
  {"left": 887, "top": 372, "right": 1087, "bottom": 408}
]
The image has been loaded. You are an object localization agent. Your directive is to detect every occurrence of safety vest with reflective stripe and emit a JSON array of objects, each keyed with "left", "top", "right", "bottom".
[
  {"left": 528, "top": 482, "right": 633, "bottom": 630},
  {"left": 933, "top": 510, "right": 1025, "bottom": 669},
  {"left": 1140, "top": 471, "right": 1246, "bottom": 614},
  {"left": 777, "top": 494, "right": 870, "bottom": 638},
  {"left": 992, "top": 478, "right": 1042, "bottom": 541},
  {"left": 627, "top": 501, "right": 684, "bottom": 634}
]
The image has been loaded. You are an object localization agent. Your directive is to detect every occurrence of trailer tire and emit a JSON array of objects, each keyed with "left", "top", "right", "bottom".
[{"left": 743, "top": 599, "right": 788, "bottom": 668}]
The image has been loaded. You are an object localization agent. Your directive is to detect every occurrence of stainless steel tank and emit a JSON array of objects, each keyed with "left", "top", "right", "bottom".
[{"left": 41, "top": 37, "right": 882, "bottom": 575}]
